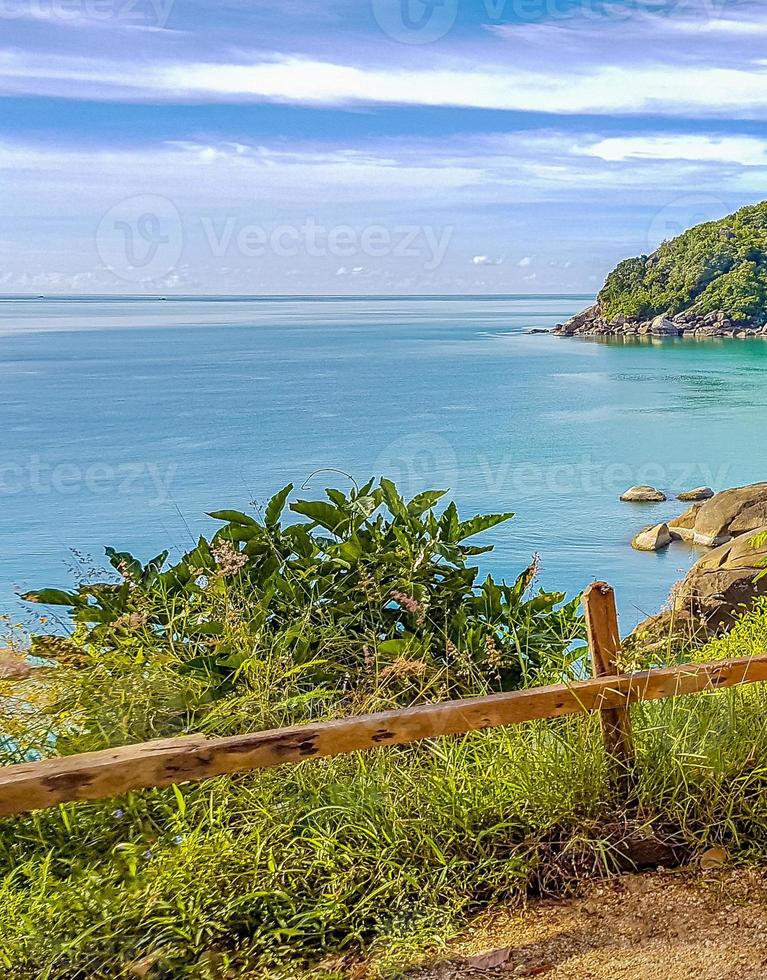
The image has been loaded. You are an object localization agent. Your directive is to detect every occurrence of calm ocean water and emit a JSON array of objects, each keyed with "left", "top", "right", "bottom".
[{"left": 3, "top": 294, "right": 767, "bottom": 633}]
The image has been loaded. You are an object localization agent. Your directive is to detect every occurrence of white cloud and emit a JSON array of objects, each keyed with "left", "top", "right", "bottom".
[
  {"left": 472, "top": 255, "right": 503, "bottom": 266},
  {"left": 584, "top": 135, "right": 767, "bottom": 166},
  {"left": 3, "top": 50, "right": 767, "bottom": 117},
  {"left": 518, "top": 256, "right": 532, "bottom": 267}
]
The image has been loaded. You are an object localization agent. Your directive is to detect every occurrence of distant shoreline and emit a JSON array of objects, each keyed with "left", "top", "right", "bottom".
[{"left": 0, "top": 292, "right": 596, "bottom": 303}]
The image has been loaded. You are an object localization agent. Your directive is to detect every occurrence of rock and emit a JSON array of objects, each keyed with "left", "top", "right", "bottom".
[
  {"left": 620, "top": 485, "right": 667, "bottom": 502},
  {"left": 0, "top": 651, "right": 31, "bottom": 679},
  {"left": 667, "top": 504, "right": 702, "bottom": 543},
  {"left": 628, "top": 526, "right": 767, "bottom": 649},
  {"left": 671, "top": 527, "right": 767, "bottom": 630},
  {"left": 650, "top": 314, "right": 680, "bottom": 336},
  {"left": 555, "top": 305, "right": 599, "bottom": 336},
  {"left": 676, "top": 487, "right": 714, "bottom": 502},
  {"left": 699, "top": 846, "right": 729, "bottom": 870},
  {"left": 526, "top": 328, "right": 550, "bottom": 334},
  {"left": 632, "top": 523, "right": 672, "bottom": 551},
  {"left": 671, "top": 482, "right": 767, "bottom": 546}
]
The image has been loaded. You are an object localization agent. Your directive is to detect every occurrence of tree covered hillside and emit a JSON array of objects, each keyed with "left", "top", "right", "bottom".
[{"left": 598, "top": 200, "right": 767, "bottom": 324}]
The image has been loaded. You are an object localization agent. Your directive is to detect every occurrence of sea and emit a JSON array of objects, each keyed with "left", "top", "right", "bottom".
[{"left": 3, "top": 293, "right": 767, "bottom": 633}]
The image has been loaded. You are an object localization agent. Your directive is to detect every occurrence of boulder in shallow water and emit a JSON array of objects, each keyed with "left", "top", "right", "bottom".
[
  {"left": 676, "top": 487, "right": 714, "bottom": 502},
  {"left": 672, "top": 482, "right": 767, "bottom": 546},
  {"left": 628, "top": 525, "right": 767, "bottom": 650},
  {"left": 632, "top": 523, "right": 672, "bottom": 552},
  {"left": 620, "top": 485, "right": 667, "bottom": 502},
  {"left": 650, "top": 314, "right": 681, "bottom": 336}
]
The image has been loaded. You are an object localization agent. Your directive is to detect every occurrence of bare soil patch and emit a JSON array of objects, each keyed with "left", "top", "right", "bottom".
[{"left": 411, "top": 867, "right": 767, "bottom": 979}]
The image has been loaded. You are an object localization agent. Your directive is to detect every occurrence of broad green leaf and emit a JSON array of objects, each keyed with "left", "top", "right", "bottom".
[
  {"left": 338, "top": 538, "right": 363, "bottom": 562},
  {"left": 380, "top": 478, "right": 407, "bottom": 518},
  {"left": 265, "top": 483, "right": 293, "bottom": 527},
  {"left": 377, "top": 638, "right": 408, "bottom": 655},
  {"left": 456, "top": 512, "right": 514, "bottom": 541},
  {"left": 290, "top": 500, "right": 347, "bottom": 534},
  {"left": 440, "top": 501, "right": 460, "bottom": 541},
  {"left": 22, "top": 589, "right": 77, "bottom": 606},
  {"left": 105, "top": 547, "right": 143, "bottom": 579},
  {"left": 207, "top": 509, "right": 259, "bottom": 527},
  {"left": 325, "top": 488, "right": 348, "bottom": 508},
  {"left": 407, "top": 489, "right": 447, "bottom": 515}
]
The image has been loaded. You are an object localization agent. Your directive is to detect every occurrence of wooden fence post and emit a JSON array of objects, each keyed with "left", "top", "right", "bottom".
[{"left": 583, "top": 581, "right": 634, "bottom": 766}]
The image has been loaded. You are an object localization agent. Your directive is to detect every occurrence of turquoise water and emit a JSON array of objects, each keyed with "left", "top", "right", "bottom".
[{"left": 3, "top": 294, "right": 767, "bottom": 633}]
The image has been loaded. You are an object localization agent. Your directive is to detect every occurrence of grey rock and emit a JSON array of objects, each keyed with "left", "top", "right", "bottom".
[
  {"left": 620, "top": 485, "right": 667, "bottom": 502},
  {"left": 632, "top": 523, "right": 673, "bottom": 552}
]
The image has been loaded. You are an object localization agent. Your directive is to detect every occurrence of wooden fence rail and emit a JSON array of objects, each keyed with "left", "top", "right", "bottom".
[{"left": 1, "top": 582, "right": 767, "bottom": 818}]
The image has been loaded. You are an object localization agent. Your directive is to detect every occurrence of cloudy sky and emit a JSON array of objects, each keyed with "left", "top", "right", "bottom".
[{"left": 2, "top": 0, "right": 766, "bottom": 294}]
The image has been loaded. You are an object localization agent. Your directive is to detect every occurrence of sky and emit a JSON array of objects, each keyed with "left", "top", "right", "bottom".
[{"left": 2, "top": 0, "right": 767, "bottom": 294}]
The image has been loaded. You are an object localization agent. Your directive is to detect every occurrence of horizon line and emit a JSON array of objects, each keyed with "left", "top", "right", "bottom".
[{"left": 0, "top": 292, "right": 596, "bottom": 302}]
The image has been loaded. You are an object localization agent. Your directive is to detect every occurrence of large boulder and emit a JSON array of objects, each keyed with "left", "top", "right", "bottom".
[
  {"left": 677, "top": 487, "right": 714, "bottom": 502},
  {"left": 672, "top": 527, "right": 767, "bottom": 630},
  {"left": 555, "top": 305, "right": 599, "bottom": 335},
  {"left": 628, "top": 526, "right": 767, "bottom": 650},
  {"left": 632, "top": 523, "right": 672, "bottom": 552},
  {"left": 670, "top": 482, "right": 767, "bottom": 546},
  {"left": 650, "top": 314, "right": 681, "bottom": 336},
  {"left": 620, "top": 485, "right": 667, "bottom": 502}
]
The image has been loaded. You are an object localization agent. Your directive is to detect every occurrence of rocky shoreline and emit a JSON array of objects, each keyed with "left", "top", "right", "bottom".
[
  {"left": 624, "top": 482, "right": 767, "bottom": 651},
  {"left": 553, "top": 304, "right": 767, "bottom": 339}
]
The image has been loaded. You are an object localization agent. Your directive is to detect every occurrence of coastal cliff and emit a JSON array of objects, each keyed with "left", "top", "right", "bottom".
[{"left": 555, "top": 200, "right": 767, "bottom": 338}]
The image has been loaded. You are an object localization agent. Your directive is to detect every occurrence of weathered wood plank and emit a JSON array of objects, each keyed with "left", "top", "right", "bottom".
[
  {"left": 584, "top": 581, "right": 634, "bottom": 763},
  {"left": 2, "top": 655, "right": 767, "bottom": 817}
]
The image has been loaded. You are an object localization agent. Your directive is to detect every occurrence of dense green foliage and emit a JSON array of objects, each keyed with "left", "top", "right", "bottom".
[
  {"left": 598, "top": 200, "right": 767, "bottom": 322},
  {"left": 23, "top": 479, "right": 583, "bottom": 706},
  {"left": 4, "top": 603, "right": 767, "bottom": 978},
  {"left": 7, "top": 483, "right": 767, "bottom": 977}
]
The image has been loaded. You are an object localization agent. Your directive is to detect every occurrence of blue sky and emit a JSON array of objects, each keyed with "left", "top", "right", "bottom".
[{"left": 2, "top": 0, "right": 767, "bottom": 294}]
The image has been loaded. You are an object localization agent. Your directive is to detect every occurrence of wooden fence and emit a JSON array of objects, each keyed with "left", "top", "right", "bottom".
[{"left": 1, "top": 581, "right": 767, "bottom": 819}]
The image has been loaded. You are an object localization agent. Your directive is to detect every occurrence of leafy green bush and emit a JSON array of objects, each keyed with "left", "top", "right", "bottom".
[
  {"left": 24, "top": 479, "right": 583, "bottom": 708},
  {"left": 598, "top": 199, "right": 767, "bottom": 322},
  {"left": 5, "top": 605, "right": 767, "bottom": 978},
  {"left": 8, "top": 491, "right": 767, "bottom": 977}
]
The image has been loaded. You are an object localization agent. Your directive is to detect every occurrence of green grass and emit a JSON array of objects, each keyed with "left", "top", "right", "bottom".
[{"left": 4, "top": 603, "right": 767, "bottom": 978}]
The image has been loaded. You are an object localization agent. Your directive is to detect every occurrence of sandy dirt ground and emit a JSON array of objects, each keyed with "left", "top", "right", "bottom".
[{"left": 410, "top": 867, "right": 767, "bottom": 979}]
